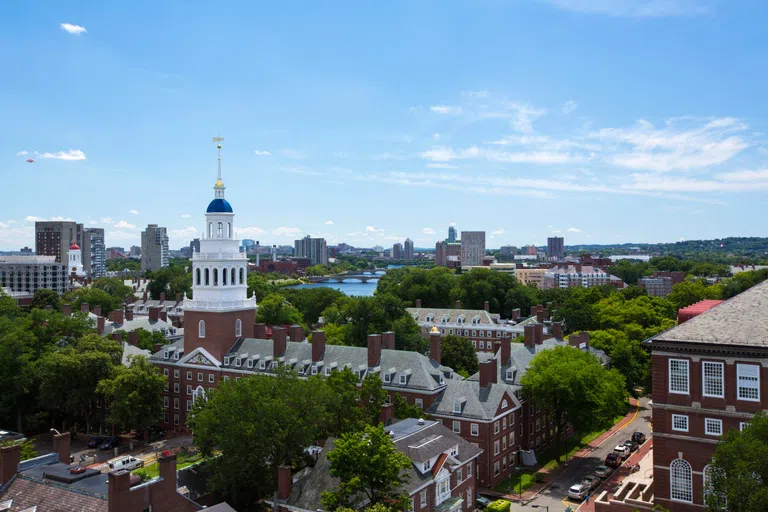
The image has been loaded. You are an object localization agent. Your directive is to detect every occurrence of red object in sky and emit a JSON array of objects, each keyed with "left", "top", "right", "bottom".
[{"left": 26, "top": 158, "right": 34, "bottom": 163}]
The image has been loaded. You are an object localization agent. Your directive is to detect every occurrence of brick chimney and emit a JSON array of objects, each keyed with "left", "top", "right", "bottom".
[
  {"left": 128, "top": 331, "right": 138, "bottom": 346},
  {"left": 111, "top": 332, "right": 122, "bottom": 343},
  {"left": 149, "top": 306, "right": 160, "bottom": 322},
  {"left": 255, "top": 323, "right": 267, "bottom": 339},
  {"left": 501, "top": 339, "right": 511, "bottom": 365},
  {"left": 0, "top": 443, "right": 20, "bottom": 486},
  {"left": 109, "top": 309, "right": 124, "bottom": 325},
  {"left": 367, "top": 334, "right": 382, "bottom": 368},
  {"left": 159, "top": 292, "right": 166, "bottom": 303},
  {"left": 429, "top": 331, "right": 441, "bottom": 364},
  {"left": 273, "top": 327, "right": 287, "bottom": 358},
  {"left": 289, "top": 324, "right": 303, "bottom": 342},
  {"left": 524, "top": 324, "right": 536, "bottom": 349},
  {"left": 455, "top": 300, "right": 461, "bottom": 310},
  {"left": 534, "top": 323, "right": 544, "bottom": 345},
  {"left": 52, "top": 432, "right": 71, "bottom": 464},
  {"left": 415, "top": 299, "right": 422, "bottom": 308},
  {"left": 312, "top": 331, "right": 326, "bottom": 362},
  {"left": 125, "top": 308, "right": 134, "bottom": 321},
  {"left": 80, "top": 303, "right": 90, "bottom": 314},
  {"left": 484, "top": 301, "right": 490, "bottom": 312},
  {"left": 142, "top": 290, "right": 148, "bottom": 301},
  {"left": 552, "top": 321, "right": 563, "bottom": 339},
  {"left": 62, "top": 303, "right": 72, "bottom": 316},
  {"left": 380, "top": 403, "right": 394, "bottom": 426},
  {"left": 530, "top": 305, "right": 537, "bottom": 317},
  {"left": 97, "top": 316, "right": 105, "bottom": 334},
  {"left": 175, "top": 293, "right": 181, "bottom": 303},
  {"left": 93, "top": 305, "right": 102, "bottom": 317},
  {"left": 543, "top": 306, "right": 550, "bottom": 321},
  {"left": 493, "top": 341, "right": 501, "bottom": 355},
  {"left": 536, "top": 304, "right": 544, "bottom": 323},
  {"left": 569, "top": 331, "right": 590, "bottom": 349},
  {"left": 278, "top": 465, "right": 292, "bottom": 501},
  {"left": 382, "top": 331, "right": 395, "bottom": 350},
  {"left": 159, "top": 310, "right": 168, "bottom": 322},
  {"left": 479, "top": 358, "right": 497, "bottom": 388},
  {"left": 512, "top": 308, "right": 520, "bottom": 321}
]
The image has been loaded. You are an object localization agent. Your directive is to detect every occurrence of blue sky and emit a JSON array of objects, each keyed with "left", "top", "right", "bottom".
[{"left": 2, "top": 0, "right": 767, "bottom": 251}]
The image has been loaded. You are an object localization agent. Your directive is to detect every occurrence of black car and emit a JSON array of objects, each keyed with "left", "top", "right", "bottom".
[
  {"left": 623, "top": 438, "right": 639, "bottom": 452},
  {"left": 87, "top": 436, "right": 105, "bottom": 449},
  {"left": 631, "top": 431, "right": 647, "bottom": 444},
  {"left": 99, "top": 436, "right": 122, "bottom": 450}
]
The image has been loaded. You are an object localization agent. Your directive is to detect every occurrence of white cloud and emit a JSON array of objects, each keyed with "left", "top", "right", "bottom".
[
  {"left": 254, "top": 150, "right": 272, "bottom": 156},
  {"left": 129, "top": 209, "right": 140, "bottom": 215},
  {"left": 87, "top": 219, "right": 98, "bottom": 225},
  {"left": 422, "top": 228, "right": 436, "bottom": 235},
  {"left": 0, "top": 222, "right": 8, "bottom": 229},
  {"left": 487, "top": 134, "right": 601, "bottom": 152},
  {"left": 493, "top": 229, "right": 505, "bottom": 235},
  {"left": 324, "top": 220, "right": 334, "bottom": 225},
  {"left": 16, "top": 150, "right": 28, "bottom": 156},
  {"left": 365, "top": 226, "right": 379, "bottom": 233},
  {"left": 115, "top": 220, "right": 137, "bottom": 230},
  {"left": 235, "top": 226, "right": 265, "bottom": 237},
  {"left": 25, "top": 216, "right": 45, "bottom": 222},
  {"left": 50, "top": 216, "right": 74, "bottom": 222},
  {"left": 281, "top": 167, "right": 324, "bottom": 176},
  {"left": 60, "top": 23, "right": 86, "bottom": 35},
  {"left": 433, "top": 133, "right": 441, "bottom": 141},
  {"left": 542, "top": 0, "right": 711, "bottom": 18},
  {"left": 419, "top": 145, "right": 587, "bottom": 165},
  {"left": 562, "top": 100, "right": 578, "bottom": 115},
  {"left": 280, "top": 149, "right": 306, "bottom": 159},
  {"left": 372, "top": 153, "right": 406, "bottom": 161},
  {"left": 567, "top": 227, "right": 582, "bottom": 233},
  {"left": 624, "top": 173, "right": 768, "bottom": 193},
  {"left": 717, "top": 168, "right": 768, "bottom": 181},
  {"left": 427, "top": 163, "right": 458, "bottom": 169},
  {"left": 430, "top": 105, "right": 463, "bottom": 115},
  {"left": 180, "top": 214, "right": 192, "bottom": 219},
  {"left": 101, "top": 217, "right": 114, "bottom": 224},
  {"left": 272, "top": 226, "right": 301, "bottom": 237},
  {"left": 40, "top": 149, "right": 86, "bottom": 161},
  {"left": 169, "top": 226, "right": 198, "bottom": 238},
  {"left": 504, "top": 102, "right": 547, "bottom": 133}
]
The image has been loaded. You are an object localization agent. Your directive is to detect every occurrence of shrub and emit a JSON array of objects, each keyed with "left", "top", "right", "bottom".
[{"left": 487, "top": 499, "right": 511, "bottom": 512}]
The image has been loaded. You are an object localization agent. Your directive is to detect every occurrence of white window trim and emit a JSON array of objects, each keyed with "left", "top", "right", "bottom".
[
  {"left": 452, "top": 421, "right": 461, "bottom": 433},
  {"left": 702, "top": 361, "right": 725, "bottom": 398},
  {"left": 471, "top": 423, "right": 479, "bottom": 436},
  {"left": 669, "top": 358, "right": 690, "bottom": 395},
  {"left": 737, "top": 363, "right": 761, "bottom": 402},
  {"left": 670, "top": 458, "right": 693, "bottom": 503},
  {"left": 704, "top": 418, "right": 723, "bottom": 436},
  {"left": 672, "top": 414, "right": 689, "bottom": 432}
]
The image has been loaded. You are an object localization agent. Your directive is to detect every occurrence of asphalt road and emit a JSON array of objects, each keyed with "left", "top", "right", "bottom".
[{"left": 510, "top": 397, "right": 653, "bottom": 512}]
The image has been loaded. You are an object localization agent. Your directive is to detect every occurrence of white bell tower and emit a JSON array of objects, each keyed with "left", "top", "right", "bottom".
[{"left": 68, "top": 242, "right": 85, "bottom": 278}]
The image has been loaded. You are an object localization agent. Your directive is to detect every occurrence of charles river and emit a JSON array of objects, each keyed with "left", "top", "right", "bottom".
[{"left": 285, "top": 265, "right": 403, "bottom": 297}]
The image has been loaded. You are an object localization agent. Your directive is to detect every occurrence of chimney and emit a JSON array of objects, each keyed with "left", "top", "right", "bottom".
[
  {"left": 380, "top": 403, "right": 394, "bottom": 426},
  {"left": 382, "top": 331, "right": 395, "bottom": 350},
  {"left": 581, "top": 331, "right": 589, "bottom": 349},
  {"left": 128, "top": 331, "right": 138, "bottom": 346},
  {"left": 0, "top": 443, "right": 20, "bottom": 486},
  {"left": 368, "top": 334, "right": 382, "bottom": 368},
  {"left": 62, "top": 303, "right": 72, "bottom": 316},
  {"left": 158, "top": 452, "right": 177, "bottom": 487},
  {"left": 415, "top": 299, "right": 422, "bottom": 308},
  {"left": 153, "top": 343, "right": 164, "bottom": 353},
  {"left": 109, "top": 309, "right": 124, "bottom": 325},
  {"left": 149, "top": 306, "right": 160, "bottom": 322},
  {"left": 159, "top": 310, "right": 168, "bottom": 322},
  {"left": 512, "top": 308, "right": 520, "bottom": 321},
  {"left": 312, "top": 331, "right": 326, "bottom": 362},
  {"left": 175, "top": 293, "right": 181, "bottom": 303},
  {"left": 111, "top": 332, "right": 122, "bottom": 343},
  {"left": 125, "top": 308, "right": 134, "bottom": 321},
  {"left": 255, "top": 323, "right": 267, "bottom": 339},
  {"left": 93, "top": 305, "right": 102, "bottom": 317},
  {"left": 429, "top": 331, "right": 441, "bottom": 363},
  {"left": 142, "top": 290, "right": 148, "bottom": 301},
  {"left": 534, "top": 323, "right": 544, "bottom": 345},
  {"left": 543, "top": 307, "right": 550, "bottom": 321},
  {"left": 536, "top": 304, "right": 544, "bottom": 323},
  {"left": 552, "top": 321, "right": 563, "bottom": 340},
  {"left": 107, "top": 470, "right": 132, "bottom": 511},
  {"left": 524, "top": 324, "right": 536, "bottom": 349},
  {"left": 501, "top": 339, "right": 511, "bottom": 365},
  {"left": 97, "top": 316, "right": 105, "bottom": 334},
  {"left": 455, "top": 300, "right": 461, "bottom": 310},
  {"left": 484, "top": 301, "right": 490, "bottom": 312},
  {"left": 278, "top": 465, "right": 292, "bottom": 501},
  {"left": 479, "top": 358, "right": 498, "bottom": 388},
  {"left": 273, "top": 327, "right": 287, "bottom": 358},
  {"left": 52, "top": 432, "right": 71, "bottom": 464},
  {"left": 569, "top": 331, "right": 590, "bottom": 349},
  {"left": 493, "top": 341, "right": 501, "bottom": 355},
  {"left": 160, "top": 292, "right": 166, "bottom": 303},
  {"left": 80, "top": 303, "right": 90, "bottom": 314},
  {"left": 289, "top": 324, "right": 303, "bottom": 342},
  {"left": 530, "top": 305, "right": 537, "bottom": 317}
]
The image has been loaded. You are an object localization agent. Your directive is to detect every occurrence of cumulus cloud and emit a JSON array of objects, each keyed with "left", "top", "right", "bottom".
[
  {"left": 567, "top": 227, "right": 582, "bottom": 232},
  {"left": 129, "top": 209, "right": 140, "bottom": 215},
  {"left": 101, "top": 217, "right": 114, "bottom": 224},
  {"left": 16, "top": 150, "right": 28, "bottom": 156},
  {"left": 493, "top": 229, "right": 505, "bottom": 235},
  {"left": 562, "top": 100, "right": 579, "bottom": 115},
  {"left": 40, "top": 149, "right": 86, "bottom": 161},
  {"left": 25, "top": 216, "right": 45, "bottom": 222},
  {"left": 422, "top": 228, "right": 436, "bottom": 235},
  {"left": 430, "top": 105, "right": 463, "bottom": 115},
  {"left": 235, "top": 226, "right": 266, "bottom": 237},
  {"left": 324, "top": 220, "right": 334, "bottom": 225},
  {"left": 254, "top": 150, "right": 271, "bottom": 156},
  {"left": 115, "top": 220, "right": 136, "bottom": 230},
  {"left": 272, "top": 226, "right": 301, "bottom": 237},
  {"left": 60, "top": 23, "right": 86, "bottom": 35},
  {"left": 365, "top": 226, "right": 379, "bottom": 233}
]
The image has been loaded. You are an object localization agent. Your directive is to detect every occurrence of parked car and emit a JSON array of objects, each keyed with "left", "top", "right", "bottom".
[
  {"left": 476, "top": 496, "right": 492, "bottom": 509},
  {"left": 594, "top": 465, "right": 613, "bottom": 478},
  {"left": 146, "top": 425, "right": 166, "bottom": 441},
  {"left": 87, "top": 436, "right": 105, "bottom": 449},
  {"left": 631, "top": 431, "right": 647, "bottom": 445},
  {"left": 605, "top": 453, "right": 621, "bottom": 468},
  {"left": 623, "top": 439, "right": 639, "bottom": 452},
  {"left": 582, "top": 475, "right": 600, "bottom": 492},
  {"left": 568, "top": 483, "right": 590, "bottom": 500},
  {"left": 107, "top": 455, "right": 143, "bottom": 471},
  {"left": 100, "top": 436, "right": 122, "bottom": 450},
  {"left": 614, "top": 445, "right": 631, "bottom": 459}
]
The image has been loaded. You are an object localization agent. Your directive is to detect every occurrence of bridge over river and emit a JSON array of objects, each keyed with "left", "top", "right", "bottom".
[{"left": 306, "top": 269, "right": 389, "bottom": 284}]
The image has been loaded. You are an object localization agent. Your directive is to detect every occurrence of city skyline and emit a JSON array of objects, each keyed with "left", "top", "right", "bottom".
[{"left": 3, "top": 1, "right": 768, "bottom": 251}]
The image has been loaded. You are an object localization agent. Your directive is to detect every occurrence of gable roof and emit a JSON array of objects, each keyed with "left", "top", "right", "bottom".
[
  {"left": 428, "top": 378, "right": 520, "bottom": 420},
  {"left": 407, "top": 307, "right": 496, "bottom": 325}
]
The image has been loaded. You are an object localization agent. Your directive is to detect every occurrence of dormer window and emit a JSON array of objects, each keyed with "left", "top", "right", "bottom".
[
  {"left": 457, "top": 315, "right": 466, "bottom": 324},
  {"left": 425, "top": 313, "right": 435, "bottom": 322},
  {"left": 384, "top": 372, "right": 391, "bottom": 383},
  {"left": 259, "top": 360, "right": 266, "bottom": 370},
  {"left": 472, "top": 315, "right": 481, "bottom": 325},
  {"left": 325, "top": 367, "right": 332, "bottom": 376},
  {"left": 453, "top": 400, "right": 463, "bottom": 414},
  {"left": 224, "top": 357, "right": 230, "bottom": 366},
  {"left": 311, "top": 365, "right": 318, "bottom": 375},
  {"left": 247, "top": 358, "right": 254, "bottom": 369},
  {"left": 450, "top": 446, "right": 459, "bottom": 457},
  {"left": 163, "top": 351, "right": 169, "bottom": 359},
  {"left": 441, "top": 315, "right": 450, "bottom": 323},
  {"left": 235, "top": 358, "right": 242, "bottom": 367},
  {"left": 399, "top": 374, "right": 407, "bottom": 385},
  {"left": 440, "top": 375, "right": 445, "bottom": 385},
  {"left": 423, "top": 460, "right": 432, "bottom": 471},
  {"left": 173, "top": 352, "right": 179, "bottom": 360},
  {"left": 506, "top": 369, "right": 515, "bottom": 381}
]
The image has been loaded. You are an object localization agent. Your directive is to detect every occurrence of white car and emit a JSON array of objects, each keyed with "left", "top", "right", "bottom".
[
  {"left": 568, "top": 483, "right": 589, "bottom": 500},
  {"left": 107, "top": 455, "right": 143, "bottom": 471},
  {"left": 614, "top": 445, "right": 630, "bottom": 459}
]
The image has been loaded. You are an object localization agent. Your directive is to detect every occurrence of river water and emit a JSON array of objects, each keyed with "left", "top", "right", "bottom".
[{"left": 285, "top": 266, "right": 402, "bottom": 297}]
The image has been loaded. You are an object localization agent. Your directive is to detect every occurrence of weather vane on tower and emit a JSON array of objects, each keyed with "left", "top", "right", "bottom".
[{"left": 212, "top": 136, "right": 225, "bottom": 196}]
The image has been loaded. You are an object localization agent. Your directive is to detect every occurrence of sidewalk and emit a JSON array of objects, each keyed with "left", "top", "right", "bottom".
[{"left": 484, "top": 397, "right": 641, "bottom": 503}]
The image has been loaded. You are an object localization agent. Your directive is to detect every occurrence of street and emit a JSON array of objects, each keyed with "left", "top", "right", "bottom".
[{"left": 510, "top": 397, "right": 652, "bottom": 512}]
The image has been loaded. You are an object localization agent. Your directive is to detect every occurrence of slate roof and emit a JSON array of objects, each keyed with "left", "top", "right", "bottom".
[
  {"left": 655, "top": 279, "right": 768, "bottom": 347},
  {"left": 105, "top": 317, "right": 179, "bottom": 337},
  {"left": 407, "top": 307, "right": 496, "bottom": 325},
  {"left": 282, "top": 439, "right": 344, "bottom": 511},
  {"left": 130, "top": 299, "right": 184, "bottom": 315},
  {"left": 428, "top": 378, "right": 520, "bottom": 420},
  {"left": 121, "top": 341, "right": 151, "bottom": 367}
]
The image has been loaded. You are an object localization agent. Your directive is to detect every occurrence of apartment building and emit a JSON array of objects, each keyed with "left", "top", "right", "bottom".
[
  {"left": 638, "top": 276, "right": 672, "bottom": 297},
  {"left": 435, "top": 241, "right": 461, "bottom": 267},
  {"left": 35, "top": 220, "right": 83, "bottom": 263},
  {"left": 514, "top": 268, "right": 546, "bottom": 288},
  {"left": 294, "top": 235, "right": 328, "bottom": 266},
  {"left": 393, "top": 242, "right": 404, "bottom": 260},
  {"left": 542, "top": 264, "right": 611, "bottom": 289},
  {"left": 461, "top": 231, "right": 485, "bottom": 267},
  {"left": 404, "top": 238, "right": 414, "bottom": 260},
  {"left": 141, "top": 224, "right": 169, "bottom": 271},
  {"left": 83, "top": 227, "right": 106, "bottom": 278},
  {"left": 0, "top": 255, "right": 68, "bottom": 296},
  {"left": 547, "top": 236, "right": 564, "bottom": 258}
]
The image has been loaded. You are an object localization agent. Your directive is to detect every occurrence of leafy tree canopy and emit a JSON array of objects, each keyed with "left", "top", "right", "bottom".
[
  {"left": 97, "top": 355, "right": 165, "bottom": 432},
  {"left": 439, "top": 335, "right": 480, "bottom": 376}
]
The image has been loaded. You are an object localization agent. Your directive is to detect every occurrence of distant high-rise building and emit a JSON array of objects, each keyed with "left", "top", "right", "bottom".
[
  {"left": 35, "top": 221, "right": 83, "bottom": 263},
  {"left": 294, "top": 236, "right": 328, "bottom": 266},
  {"left": 525, "top": 245, "right": 538, "bottom": 256},
  {"left": 0, "top": 255, "right": 67, "bottom": 296},
  {"left": 547, "top": 236, "right": 565, "bottom": 258},
  {"left": 141, "top": 224, "right": 169, "bottom": 271},
  {"left": 435, "top": 241, "right": 461, "bottom": 267},
  {"left": 241, "top": 239, "right": 255, "bottom": 252},
  {"left": 447, "top": 226, "right": 457, "bottom": 243},
  {"left": 392, "top": 243, "right": 404, "bottom": 260},
  {"left": 82, "top": 227, "right": 106, "bottom": 278},
  {"left": 189, "top": 238, "right": 201, "bottom": 255},
  {"left": 460, "top": 231, "right": 485, "bottom": 266},
  {"left": 404, "top": 238, "right": 414, "bottom": 260},
  {"left": 129, "top": 245, "right": 141, "bottom": 258}
]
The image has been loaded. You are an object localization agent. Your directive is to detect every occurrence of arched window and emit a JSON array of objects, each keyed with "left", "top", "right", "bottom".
[
  {"left": 196, "top": 268, "right": 201, "bottom": 286},
  {"left": 223, "top": 268, "right": 227, "bottom": 286},
  {"left": 204, "top": 268, "right": 210, "bottom": 286},
  {"left": 457, "top": 315, "right": 466, "bottom": 324},
  {"left": 217, "top": 222, "right": 223, "bottom": 238},
  {"left": 239, "top": 267, "right": 244, "bottom": 284},
  {"left": 228, "top": 222, "right": 232, "bottom": 238},
  {"left": 670, "top": 458, "right": 693, "bottom": 503},
  {"left": 231, "top": 268, "right": 236, "bottom": 285},
  {"left": 235, "top": 319, "right": 242, "bottom": 337},
  {"left": 208, "top": 222, "right": 213, "bottom": 238},
  {"left": 213, "top": 268, "right": 218, "bottom": 286},
  {"left": 199, "top": 320, "right": 206, "bottom": 338},
  {"left": 441, "top": 315, "right": 450, "bottom": 323},
  {"left": 472, "top": 315, "right": 482, "bottom": 325},
  {"left": 193, "top": 385, "right": 206, "bottom": 403}
]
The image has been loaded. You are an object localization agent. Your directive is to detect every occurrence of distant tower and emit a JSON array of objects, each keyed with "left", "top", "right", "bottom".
[
  {"left": 67, "top": 241, "right": 85, "bottom": 278},
  {"left": 448, "top": 226, "right": 457, "bottom": 243},
  {"left": 183, "top": 137, "right": 256, "bottom": 361}
]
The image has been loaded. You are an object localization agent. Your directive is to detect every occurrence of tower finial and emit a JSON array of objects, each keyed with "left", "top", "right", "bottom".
[{"left": 212, "top": 136, "right": 224, "bottom": 183}]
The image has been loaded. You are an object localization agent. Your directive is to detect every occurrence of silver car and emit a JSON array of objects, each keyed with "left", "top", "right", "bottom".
[
  {"left": 568, "top": 483, "right": 589, "bottom": 500},
  {"left": 594, "top": 465, "right": 612, "bottom": 478}
]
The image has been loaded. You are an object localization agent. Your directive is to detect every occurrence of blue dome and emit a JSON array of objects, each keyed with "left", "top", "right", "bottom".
[{"left": 206, "top": 198, "right": 233, "bottom": 213}]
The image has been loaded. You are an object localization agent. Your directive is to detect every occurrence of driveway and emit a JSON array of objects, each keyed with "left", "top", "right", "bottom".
[{"left": 510, "top": 397, "right": 652, "bottom": 512}]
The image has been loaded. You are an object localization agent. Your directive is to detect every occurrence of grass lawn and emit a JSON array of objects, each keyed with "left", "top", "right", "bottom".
[{"left": 132, "top": 451, "right": 204, "bottom": 479}]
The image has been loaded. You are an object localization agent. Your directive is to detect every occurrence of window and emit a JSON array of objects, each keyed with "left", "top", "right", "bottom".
[
  {"left": 415, "top": 398, "right": 423, "bottom": 409},
  {"left": 197, "top": 372, "right": 203, "bottom": 382},
  {"left": 235, "top": 319, "right": 242, "bottom": 337},
  {"left": 423, "top": 459, "right": 432, "bottom": 471},
  {"left": 737, "top": 364, "right": 760, "bottom": 401},
  {"left": 509, "top": 432, "right": 515, "bottom": 447},
  {"left": 223, "top": 376, "right": 230, "bottom": 381},
  {"left": 669, "top": 359, "right": 689, "bottom": 394},
  {"left": 672, "top": 414, "right": 689, "bottom": 432},
  {"left": 204, "top": 268, "right": 209, "bottom": 286},
  {"left": 311, "top": 365, "right": 318, "bottom": 376},
  {"left": 457, "top": 466, "right": 463, "bottom": 482},
  {"left": 705, "top": 418, "right": 723, "bottom": 436},
  {"left": 174, "top": 369, "right": 179, "bottom": 378},
  {"left": 467, "top": 488, "right": 472, "bottom": 507},
  {"left": 479, "top": 341, "right": 484, "bottom": 350},
  {"left": 384, "top": 372, "right": 391, "bottom": 383},
  {"left": 494, "top": 461, "right": 500, "bottom": 475},
  {"left": 260, "top": 360, "right": 266, "bottom": 370},
  {"left": 435, "top": 477, "right": 450, "bottom": 504},
  {"left": 472, "top": 330, "right": 477, "bottom": 337},
  {"left": 399, "top": 374, "right": 407, "bottom": 385},
  {"left": 471, "top": 423, "right": 479, "bottom": 436},
  {"left": 702, "top": 361, "right": 725, "bottom": 398},
  {"left": 163, "top": 368, "right": 169, "bottom": 377},
  {"left": 186, "top": 400, "right": 192, "bottom": 411},
  {"left": 467, "top": 462, "right": 472, "bottom": 477},
  {"left": 502, "top": 436, "right": 507, "bottom": 450},
  {"left": 420, "top": 490, "right": 427, "bottom": 508},
  {"left": 196, "top": 268, "right": 201, "bottom": 285},
  {"left": 246, "top": 358, "right": 253, "bottom": 368},
  {"left": 453, "top": 421, "right": 461, "bottom": 433},
  {"left": 502, "top": 399, "right": 508, "bottom": 409},
  {"left": 472, "top": 340, "right": 477, "bottom": 349},
  {"left": 174, "top": 414, "right": 179, "bottom": 426},
  {"left": 670, "top": 458, "right": 693, "bottom": 503},
  {"left": 198, "top": 320, "right": 206, "bottom": 338},
  {"left": 173, "top": 398, "right": 179, "bottom": 410},
  {"left": 453, "top": 401, "right": 462, "bottom": 414},
  {"left": 740, "top": 422, "right": 749, "bottom": 431},
  {"left": 186, "top": 385, "right": 191, "bottom": 395},
  {"left": 163, "top": 396, "right": 169, "bottom": 408},
  {"left": 503, "top": 417, "right": 507, "bottom": 429},
  {"left": 173, "top": 383, "right": 179, "bottom": 393},
  {"left": 208, "top": 374, "right": 214, "bottom": 383},
  {"left": 494, "top": 421, "right": 500, "bottom": 434},
  {"left": 494, "top": 440, "right": 500, "bottom": 455},
  {"left": 186, "top": 371, "right": 192, "bottom": 380}
]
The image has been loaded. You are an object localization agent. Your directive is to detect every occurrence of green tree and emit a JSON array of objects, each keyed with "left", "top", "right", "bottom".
[
  {"left": 91, "top": 277, "right": 134, "bottom": 303},
  {"left": 97, "top": 356, "right": 165, "bottom": 433},
  {"left": 323, "top": 367, "right": 364, "bottom": 437},
  {"left": 256, "top": 293, "right": 304, "bottom": 326},
  {"left": 61, "top": 287, "right": 123, "bottom": 315},
  {"left": 321, "top": 424, "right": 412, "bottom": 511},
  {"left": 392, "top": 394, "right": 423, "bottom": 420},
  {"left": 439, "top": 335, "right": 480, "bottom": 375},
  {"left": 521, "top": 346, "right": 626, "bottom": 461},
  {"left": 667, "top": 280, "right": 723, "bottom": 310},
  {"left": 117, "top": 328, "right": 167, "bottom": 351},
  {"left": 0, "top": 439, "right": 38, "bottom": 461},
  {"left": 247, "top": 272, "right": 275, "bottom": 302},
  {"left": 281, "top": 287, "right": 346, "bottom": 325},
  {"left": 146, "top": 266, "right": 192, "bottom": 300},
  {"left": 587, "top": 330, "right": 650, "bottom": 395},
  {"left": 30, "top": 289, "right": 61, "bottom": 311},
  {"left": 706, "top": 411, "right": 768, "bottom": 512},
  {"left": 360, "top": 373, "right": 388, "bottom": 426}
]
